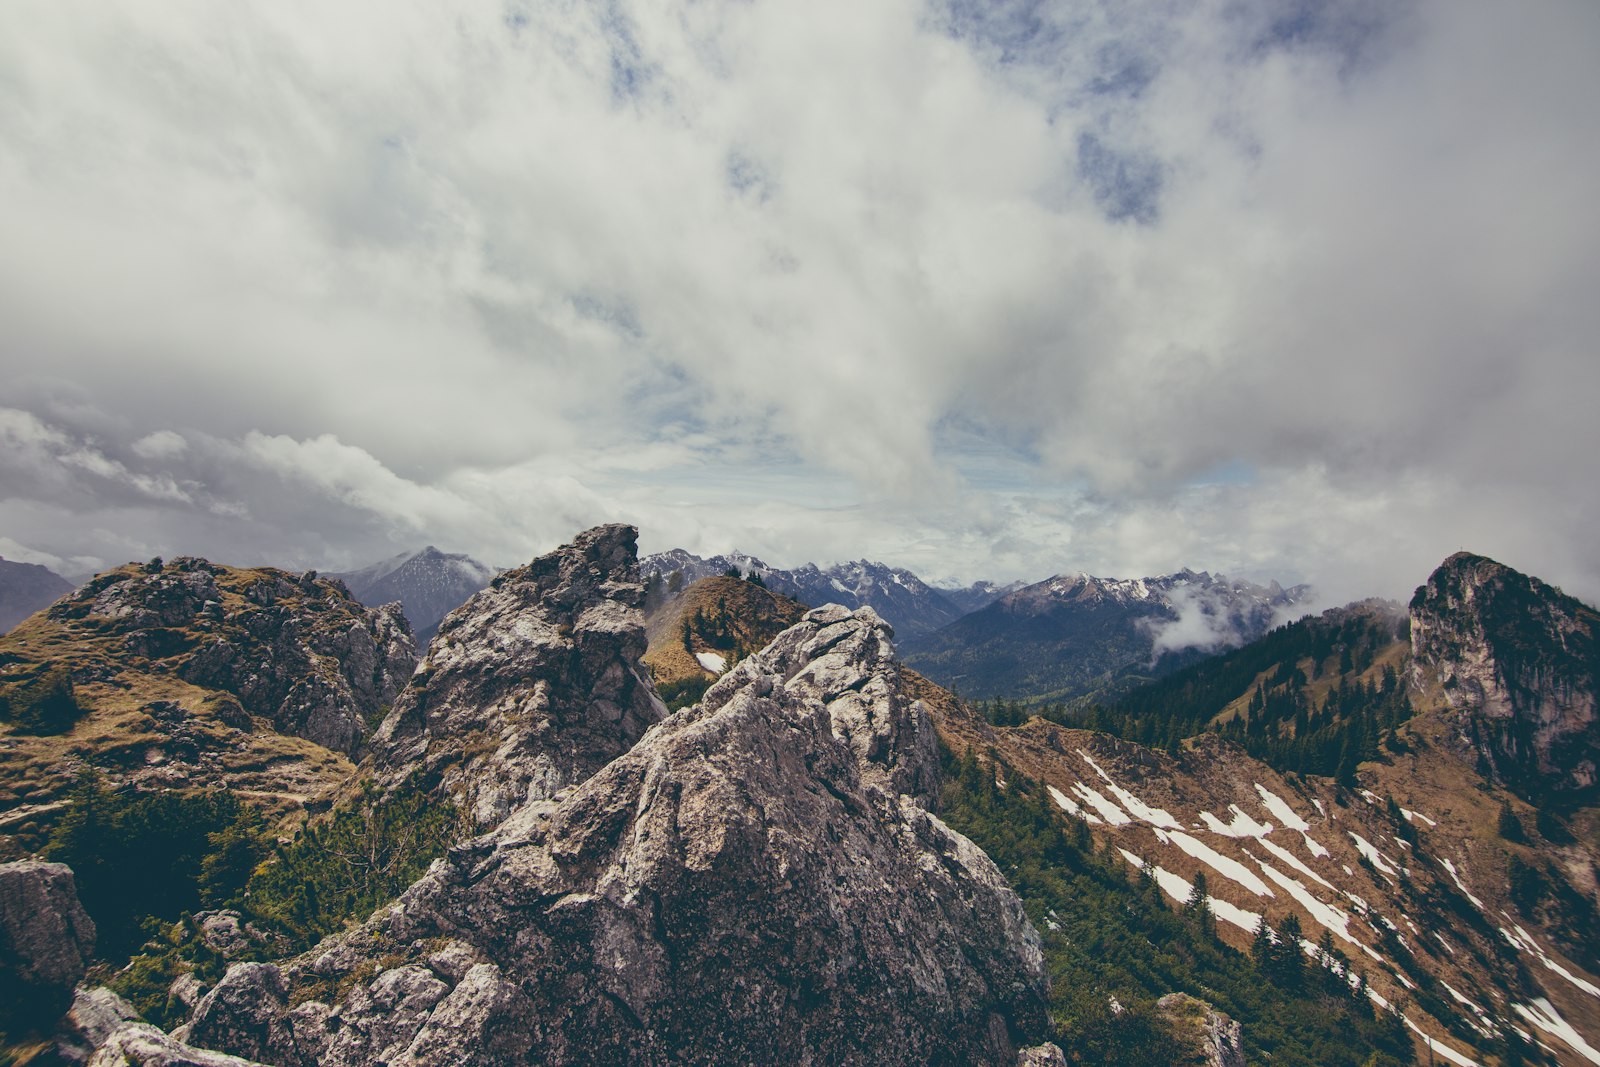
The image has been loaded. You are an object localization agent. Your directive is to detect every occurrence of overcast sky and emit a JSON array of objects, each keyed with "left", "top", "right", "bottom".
[{"left": 2, "top": 0, "right": 1597, "bottom": 607}]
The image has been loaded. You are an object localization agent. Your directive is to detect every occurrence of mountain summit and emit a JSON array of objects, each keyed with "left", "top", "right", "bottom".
[{"left": 1411, "top": 551, "right": 1600, "bottom": 803}]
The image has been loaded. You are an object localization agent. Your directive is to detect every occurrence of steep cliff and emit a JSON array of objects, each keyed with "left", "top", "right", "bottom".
[{"left": 1411, "top": 551, "right": 1600, "bottom": 801}]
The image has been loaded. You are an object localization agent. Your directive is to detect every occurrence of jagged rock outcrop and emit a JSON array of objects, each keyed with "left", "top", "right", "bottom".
[
  {"left": 1411, "top": 551, "right": 1600, "bottom": 799},
  {"left": 369, "top": 524, "right": 666, "bottom": 830},
  {"left": 186, "top": 603, "right": 1051, "bottom": 1066},
  {"left": 0, "top": 860, "right": 97, "bottom": 1031},
  {"left": 1157, "top": 993, "right": 1245, "bottom": 1067}
]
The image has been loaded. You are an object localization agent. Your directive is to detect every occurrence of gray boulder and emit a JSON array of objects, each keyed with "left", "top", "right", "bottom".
[{"left": 0, "top": 860, "right": 97, "bottom": 1030}]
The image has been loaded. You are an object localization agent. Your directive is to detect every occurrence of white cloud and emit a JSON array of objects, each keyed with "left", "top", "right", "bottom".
[{"left": 0, "top": 0, "right": 1596, "bottom": 602}]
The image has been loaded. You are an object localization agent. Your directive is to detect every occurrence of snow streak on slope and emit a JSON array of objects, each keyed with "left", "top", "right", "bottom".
[
  {"left": 1153, "top": 828, "right": 1275, "bottom": 897},
  {"left": 1048, "top": 785, "right": 1100, "bottom": 824},
  {"left": 1078, "top": 750, "right": 1182, "bottom": 828},
  {"left": 1118, "top": 849, "right": 1261, "bottom": 933},
  {"left": 1514, "top": 999, "right": 1600, "bottom": 1065},
  {"left": 1254, "top": 784, "right": 1310, "bottom": 831},
  {"left": 1439, "top": 858, "right": 1485, "bottom": 909},
  {"left": 1200, "top": 805, "right": 1273, "bottom": 838},
  {"left": 1072, "top": 782, "right": 1132, "bottom": 825}
]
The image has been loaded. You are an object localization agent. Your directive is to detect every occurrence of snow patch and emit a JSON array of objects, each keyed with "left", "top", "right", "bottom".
[
  {"left": 1077, "top": 749, "right": 1181, "bottom": 828},
  {"left": 1515, "top": 998, "right": 1600, "bottom": 1064},
  {"left": 1200, "top": 805, "right": 1273, "bottom": 838},
  {"left": 1073, "top": 782, "right": 1132, "bottom": 826},
  {"left": 1048, "top": 785, "right": 1102, "bottom": 824},
  {"left": 1252, "top": 859, "right": 1381, "bottom": 961},
  {"left": 1501, "top": 924, "right": 1600, "bottom": 999},
  {"left": 1439, "top": 858, "right": 1485, "bottom": 910},
  {"left": 1257, "top": 837, "right": 1338, "bottom": 891},
  {"left": 1401, "top": 807, "right": 1437, "bottom": 827},
  {"left": 1300, "top": 831, "right": 1331, "bottom": 858},
  {"left": 1117, "top": 849, "right": 1261, "bottom": 933},
  {"left": 1403, "top": 1018, "right": 1482, "bottom": 1067},
  {"left": 694, "top": 651, "right": 728, "bottom": 674},
  {"left": 1166, "top": 831, "right": 1275, "bottom": 897},
  {"left": 1254, "top": 784, "right": 1310, "bottom": 831},
  {"left": 1348, "top": 832, "right": 1400, "bottom": 877}
]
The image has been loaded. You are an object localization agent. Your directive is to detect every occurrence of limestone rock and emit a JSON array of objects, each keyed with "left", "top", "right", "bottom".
[
  {"left": 56, "top": 986, "right": 141, "bottom": 1064},
  {"left": 1157, "top": 993, "right": 1245, "bottom": 1067},
  {"left": 189, "top": 606, "right": 1050, "bottom": 1066},
  {"left": 88, "top": 1023, "right": 270, "bottom": 1067},
  {"left": 0, "top": 860, "right": 97, "bottom": 1030},
  {"left": 369, "top": 524, "right": 665, "bottom": 830},
  {"left": 1016, "top": 1044, "right": 1068, "bottom": 1067}
]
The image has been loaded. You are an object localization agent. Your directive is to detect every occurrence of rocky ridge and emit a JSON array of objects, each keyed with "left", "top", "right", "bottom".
[
  {"left": 0, "top": 559, "right": 417, "bottom": 850},
  {"left": 368, "top": 524, "right": 666, "bottom": 832},
  {"left": 174, "top": 584, "right": 1055, "bottom": 1064}
]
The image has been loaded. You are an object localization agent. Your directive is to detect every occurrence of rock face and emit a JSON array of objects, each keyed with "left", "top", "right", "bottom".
[
  {"left": 186, "top": 602, "right": 1051, "bottom": 1066},
  {"left": 1411, "top": 551, "right": 1600, "bottom": 799},
  {"left": 1157, "top": 993, "right": 1245, "bottom": 1067},
  {"left": 369, "top": 524, "right": 666, "bottom": 831},
  {"left": 0, "top": 860, "right": 97, "bottom": 1031}
]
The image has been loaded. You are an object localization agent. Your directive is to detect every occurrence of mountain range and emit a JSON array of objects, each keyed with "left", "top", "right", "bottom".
[
  {"left": 638, "top": 548, "right": 1010, "bottom": 640},
  {"left": 0, "top": 532, "right": 1595, "bottom": 1065},
  {"left": 0, "top": 557, "right": 73, "bottom": 635},
  {"left": 903, "top": 568, "right": 1312, "bottom": 701}
]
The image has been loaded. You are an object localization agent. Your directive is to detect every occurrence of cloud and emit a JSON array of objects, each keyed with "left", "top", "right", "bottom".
[{"left": 0, "top": 0, "right": 1596, "bottom": 604}]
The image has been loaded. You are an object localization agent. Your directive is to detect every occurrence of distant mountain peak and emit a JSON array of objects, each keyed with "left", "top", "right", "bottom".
[
  {"left": 333, "top": 546, "right": 498, "bottom": 644},
  {"left": 1411, "top": 549, "right": 1600, "bottom": 801}
]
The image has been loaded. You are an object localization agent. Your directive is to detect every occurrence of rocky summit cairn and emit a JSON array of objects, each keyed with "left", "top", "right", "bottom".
[
  {"left": 183, "top": 602, "right": 1056, "bottom": 1066},
  {"left": 1411, "top": 551, "right": 1600, "bottom": 799},
  {"left": 368, "top": 524, "right": 667, "bottom": 830}
]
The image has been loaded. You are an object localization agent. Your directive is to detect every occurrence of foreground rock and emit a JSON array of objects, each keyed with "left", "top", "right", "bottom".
[
  {"left": 1157, "top": 993, "right": 1245, "bottom": 1067},
  {"left": 369, "top": 524, "right": 666, "bottom": 830},
  {"left": 188, "top": 603, "right": 1052, "bottom": 1066},
  {"left": 0, "top": 860, "right": 97, "bottom": 1032}
]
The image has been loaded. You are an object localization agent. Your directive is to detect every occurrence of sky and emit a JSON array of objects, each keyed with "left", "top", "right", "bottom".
[{"left": 1, "top": 0, "right": 1597, "bottom": 608}]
